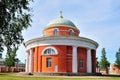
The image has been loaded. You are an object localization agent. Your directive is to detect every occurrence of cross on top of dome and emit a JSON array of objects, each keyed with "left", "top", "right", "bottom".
[{"left": 60, "top": 11, "right": 63, "bottom": 18}]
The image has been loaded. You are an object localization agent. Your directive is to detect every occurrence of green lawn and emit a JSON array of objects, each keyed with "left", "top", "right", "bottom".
[{"left": 0, "top": 73, "right": 120, "bottom": 80}]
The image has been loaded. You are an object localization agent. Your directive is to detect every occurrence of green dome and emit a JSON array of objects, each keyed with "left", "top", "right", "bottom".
[
  {"left": 47, "top": 18, "right": 77, "bottom": 28},
  {"left": 46, "top": 11, "right": 77, "bottom": 28}
]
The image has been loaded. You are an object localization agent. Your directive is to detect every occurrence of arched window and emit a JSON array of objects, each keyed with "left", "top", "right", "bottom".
[
  {"left": 42, "top": 47, "right": 57, "bottom": 55},
  {"left": 69, "top": 29, "right": 73, "bottom": 35},
  {"left": 54, "top": 29, "right": 58, "bottom": 36}
]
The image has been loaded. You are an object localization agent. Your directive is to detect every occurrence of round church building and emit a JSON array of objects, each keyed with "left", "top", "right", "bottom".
[{"left": 25, "top": 12, "right": 99, "bottom": 74}]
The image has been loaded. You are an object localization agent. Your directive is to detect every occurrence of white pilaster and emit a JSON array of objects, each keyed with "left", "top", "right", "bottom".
[
  {"left": 25, "top": 52, "right": 29, "bottom": 72},
  {"left": 72, "top": 46, "right": 77, "bottom": 73},
  {"left": 29, "top": 49, "right": 33, "bottom": 73},
  {"left": 87, "top": 48, "right": 92, "bottom": 73}
]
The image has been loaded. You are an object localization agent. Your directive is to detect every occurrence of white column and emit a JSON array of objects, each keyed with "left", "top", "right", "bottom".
[
  {"left": 29, "top": 49, "right": 33, "bottom": 73},
  {"left": 87, "top": 48, "right": 92, "bottom": 73},
  {"left": 72, "top": 46, "right": 77, "bottom": 73},
  {"left": 25, "top": 52, "right": 29, "bottom": 72}
]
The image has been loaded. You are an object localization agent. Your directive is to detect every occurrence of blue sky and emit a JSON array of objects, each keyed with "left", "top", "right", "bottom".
[{"left": 4, "top": 0, "right": 120, "bottom": 64}]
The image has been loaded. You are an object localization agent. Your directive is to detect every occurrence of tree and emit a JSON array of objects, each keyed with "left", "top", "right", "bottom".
[
  {"left": 96, "top": 58, "right": 99, "bottom": 69},
  {"left": 0, "top": 0, "right": 32, "bottom": 54},
  {"left": 114, "top": 48, "right": 120, "bottom": 69},
  {"left": 96, "top": 58, "right": 100, "bottom": 72},
  {"left": 99, "top": 48, "right": 110, "bottom": 69},
  {"left": 0, "top": 53, "right": 2, "bottom": 58},
  {"left": 3, "top": 47, "right": 18, "bottom": 67}
]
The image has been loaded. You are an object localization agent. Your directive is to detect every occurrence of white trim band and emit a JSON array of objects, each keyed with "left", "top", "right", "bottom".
[{"left": 25, "top": 36, "right": 98, "bottom": 50}]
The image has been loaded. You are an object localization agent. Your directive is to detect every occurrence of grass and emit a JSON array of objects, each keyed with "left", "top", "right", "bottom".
[{"left": 0, "top": 73, "right": 120, "bottom": 80}]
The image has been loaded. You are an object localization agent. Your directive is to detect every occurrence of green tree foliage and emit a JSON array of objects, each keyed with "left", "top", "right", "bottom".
[
  {"left": 114, "top": 48, "right": 120, "bottom": 69},
  {"left": 96, "top": 58, "right": 99, "bottom": 68},
  {"left": 0, "top": 0, "right": 32, "bottom": 54},
  {"left": 4, "top": 47, "right": 18, "bottom": 67},
  {"left": 99, "top": 48, "right": 110, "bottom": 69},
  {"left": 0, "top": 53, "right": 2, "bottom": 58}
]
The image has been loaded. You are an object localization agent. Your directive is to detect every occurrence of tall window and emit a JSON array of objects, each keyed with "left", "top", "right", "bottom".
[
  {"left": 80, "top": 59, "right": 84, "bottom": 68},
  {"left": 69, "top": 29, "right": 73, "bottom": 35},
  {"left": 54, "top": 29, "right": 58, "bottom": 36},
  {"left": 46, "top": 58, "right": 52, "bottom": 68}
]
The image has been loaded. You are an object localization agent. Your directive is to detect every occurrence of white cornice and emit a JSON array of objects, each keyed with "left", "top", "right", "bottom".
[{"left": 25, "top": 36, "right": 99, "bottom": 50}]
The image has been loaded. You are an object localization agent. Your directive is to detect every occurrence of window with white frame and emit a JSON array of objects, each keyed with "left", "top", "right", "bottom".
[
  {"left": 42, "top": 47, "right": 57, "bottom": 55},
  {"left": 46, "top": 58, "right": 52, "bottom": 68},
  {"left": 54, "top": 29, "right": 58, "bottom": 36}
]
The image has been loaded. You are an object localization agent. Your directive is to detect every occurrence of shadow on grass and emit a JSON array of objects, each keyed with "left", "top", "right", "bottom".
[
  {"left": 0, "top": 72, "right": 17, "bottom": 76},
  {"left": 102, "top": 74, "right": 120, "bottom": 77},
  {"left": 0, "top": 73, "right": 9, "bottom": 75}
]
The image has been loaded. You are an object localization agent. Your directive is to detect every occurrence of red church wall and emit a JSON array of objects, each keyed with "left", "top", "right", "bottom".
[
  {"left": 43, "top": 26, "right": 79, "bottom": 37},
  {"left": 33, "top": 47, "right": 38, "bottom": 72},
  {"left": 41, "top": 56, "right": 58, "bottom": 72},
  {"left": 66, "top": 46, "right": 72, "bottom": 72},
  {"left": 32, "top": 45, "right": 68, "bottom": 72},
  {"left": 55, "top": 45, "right": 67, "bottom": 72},
  {"left": 91, "top": 50, "right": 96, "bottom": 73},
  {"left": 32, "top": 45, "right": 95, "bottom": 73},
  {"left": 77, "top": 47, "right": 87, "bottom": 73},
  {"left": 37, "top": 46, "right": 45, "bottom": 72}
]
